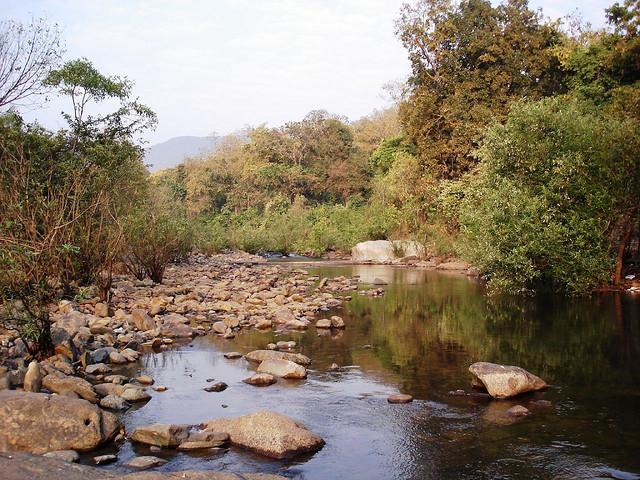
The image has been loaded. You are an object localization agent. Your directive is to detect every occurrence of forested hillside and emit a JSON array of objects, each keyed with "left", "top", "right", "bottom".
[{"left": 153, "top": 0, "right": 640, "bottom": 294}]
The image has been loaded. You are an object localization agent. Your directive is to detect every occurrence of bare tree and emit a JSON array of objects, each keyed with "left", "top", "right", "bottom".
[{"left": 0, "top": 17, "right": 63, "bottom": 109}]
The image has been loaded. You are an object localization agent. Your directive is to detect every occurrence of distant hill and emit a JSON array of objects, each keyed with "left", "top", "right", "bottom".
[{"left": 144, "top": 136, "right": 218, "bottom": 172}]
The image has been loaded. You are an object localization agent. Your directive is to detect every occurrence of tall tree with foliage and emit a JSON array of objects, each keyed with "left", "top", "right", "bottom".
[{"left": 396, "top": 0, "right": 565, "bottom": 178}]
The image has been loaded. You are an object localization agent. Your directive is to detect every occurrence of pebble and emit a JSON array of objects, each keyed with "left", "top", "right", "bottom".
[{"left": 43, "top": 450, "right": 79, "bottom": 463}]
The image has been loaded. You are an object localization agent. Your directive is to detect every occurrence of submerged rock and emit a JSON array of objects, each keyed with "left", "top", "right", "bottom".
[
  {"left": 506, "top": 405, "right": 530, "bottom": 417},
  {"left": 125, "top": 455, "right": 168, "bottom": 469},
  {"left": 468, "top": 362, "right": 548, "bottom": 399},
  {"left": 0, "top": 390, "right": 119, "bottom": 454},
  {"left": 203, "top": 410, "right": 324, "bottom": 459}
]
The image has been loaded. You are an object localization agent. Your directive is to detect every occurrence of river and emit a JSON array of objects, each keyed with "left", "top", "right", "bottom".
[{"left": 97, "top": 263, "right": 640, "bottom": 479}]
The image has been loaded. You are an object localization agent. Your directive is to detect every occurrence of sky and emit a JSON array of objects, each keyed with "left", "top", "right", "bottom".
[{"left": 4, "top": 0, "right": 612, "bottom": 145}]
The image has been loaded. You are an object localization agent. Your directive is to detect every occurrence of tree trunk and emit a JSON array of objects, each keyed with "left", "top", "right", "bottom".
[{"left": 614, "top": 208, "right": 638, "bottom": 284}]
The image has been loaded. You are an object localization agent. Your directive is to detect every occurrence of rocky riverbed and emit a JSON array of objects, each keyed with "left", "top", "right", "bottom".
[{"left": 0, "top": 252, "right": 354, "bottom": 476}]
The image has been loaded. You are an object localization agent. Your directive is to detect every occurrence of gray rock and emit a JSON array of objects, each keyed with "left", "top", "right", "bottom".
[
  {"left": 124, "top": 455, "right": 167, "bottom": 470},
  {"left": 23, "top": 361, "right": 42, "bottom": 393},
  {"left": 129, "top": 423, "right": 191, "bottom": 447},
  {"left": 256, "top": 359, "right": 306, "bottom": 379},
  {"left": 100, "top": 394, "right": 130, "bottom": 411},
  {"left": 120, "top": 387, "right": 151, "bottom": 403},
  {"left": 42, "top": 450, "right": 79, "bottom": 463}
]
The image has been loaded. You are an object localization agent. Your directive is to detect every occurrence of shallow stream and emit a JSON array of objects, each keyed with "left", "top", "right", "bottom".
[{"left": 97, "top": 264, "right": 640, "bottom": 479}]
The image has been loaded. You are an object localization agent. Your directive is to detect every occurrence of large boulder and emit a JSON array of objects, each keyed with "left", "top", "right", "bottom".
[
  {"left": 42, "top": 371, "right": 98, "bottom": 403},
  {"left": 0, "top": 391, "right": 120, "bottom": 454},
  {"left": 257, "top": 359, "right": 307, "bottom": 379},
  {"left": 244, "top": 349, "right": 311, "bottom": 366},
  {"left": 351, "top": 240, "right": 424, "bottom": 263},
  {"left": 469, "top": 362, "right": 548, "bottom": 399},
  {"left": 203, "top": 410, "right": 324, "bottom": 459}
]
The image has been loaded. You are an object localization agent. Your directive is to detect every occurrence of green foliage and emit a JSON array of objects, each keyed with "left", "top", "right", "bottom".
[
  {"left": 396, "top": 0, "right": 565, "bottom": 178},
  {"left": 454, "top": 96, "right": 640, "bottom": 293},
  {"left": 369, "top": 135, "right": 414, "bottom": 175},
  {"left": 194, "top": 200, "right": 399, "bottom": 257},
  {"left": 123, "top": 194, "right": 193, "bottom": 283}
]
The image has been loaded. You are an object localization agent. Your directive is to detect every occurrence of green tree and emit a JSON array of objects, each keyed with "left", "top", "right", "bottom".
[{"left": 396, "top": 0, "right": 565, "bottom": 178}]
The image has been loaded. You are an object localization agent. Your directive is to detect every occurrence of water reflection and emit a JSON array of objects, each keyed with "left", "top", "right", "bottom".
[{"left": 102, "top": 265, "right": 639, "bottom": 479}]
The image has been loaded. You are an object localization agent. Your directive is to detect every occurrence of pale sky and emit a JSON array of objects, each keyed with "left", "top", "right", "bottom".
[{"left": 4, "top": 0, "right": 611, "bottom": 145}]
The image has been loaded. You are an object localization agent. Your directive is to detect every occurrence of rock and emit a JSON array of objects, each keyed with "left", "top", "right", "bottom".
[
  {"left": 159, "top": 317, "right": 194, "bottom": 338},
  {"left": 130, "top": 423, "right": 191, "bottom": 447},
  {"left": 203, "top": 410, "right": 324, "bottom": 459},
  {"left": 50, "top": 328, "right": 75, "bottom": 360},
  {"left": 387, "top": 394, "right": 413, "bottom": 404},
  {"left": 100, "top": 394, "right": 130, "bottom": 411},
  {"left": 243, "top": 373, "right": 277, "bottom": 387},
  {"left": 330, "top": 316, "right": 345, "bottom": 329},
  {"left": 224, "top": 352, "right": 242, "bottom": 359},
  {"left": 136, "top": 375, "right": 155, "bottom": 385},
  {"left": 42, "top": 371, "right": 98, "bottom": 403},
  {"left": 285, "top": 319, "right": 307, "bottom": 330},
  {"left": 244, "top": 350, "right": 311, "bottom": 366},
  {"left": 328, "top": 363, "right": 340, "bottom": 371},
  {"left": 275, "top": 341, "right": 295, "bottom": 350},
  {"left": 86, "top": 363, "right": 111, "bottom": 375},
  {"left": 257, "top": 359, "right": 306, "bottom": 379},
  {"left": 372, "top": 278, "right": 387, "bottom": 285},
  {"left": 42, "top": 450, "right": 79, "bottom": 463},
  {"left": 0, "top": 451, "right": 289, "bottom": 479},
  {"left": 0, "top": 390, "right": 120, "bottom": 453},
  {"left": 94, "top": 383, "right": 126, "bottom": 397},
  {"left": 109, "top": 351, "right": 127, "bottom": 365},
  {"left": 212, "top": 321, "right": 227, "bottom": 334},
  {"left": 468, "top": 362, "right": 548, "bottom": 399},
  {"left": 506, "top": 405, "right": 530, "bottom": 417},
  {"left": 273, "top": 307, "right": 296, "bottom": 324},
  {"left": 153, "top": 385, "right": 168, "bottom": 392},
  {"left": 131, "top": 309, "right": 155, "bottom": 332},
  {"left": 93, "top": 454, "right": 117, "bottom": 465},
  {"left": 177, "top": 432, "right": 229, "bottom": 451},
  {"left": 121, "top": 387, "right": 151, "bottom": 403},
  {"left": 94, "top": 303, "right": 110, "bottom": 318},
  {"left": 177, "top": 440, "right": 225, "bottom": 451},
  {"left": 266, "top": 343, "right": 277, "bottom": 350},
  {"left": 0, "top": 367, "right": 10, "bottom": 390},
  {"left": 255, "top": 318, "right": 272, "bottom": 330},
  {"left": 315, "top": 319, "right": 331, "bottom": 329},
  {"left": 125, "top": 455, "right": 168, "bottom": 470},
  {"left": 148, "top": 297, "right": 167, "bottom": 316},
  {"left": 23, "top": 361, "right": 42, "bottom": 393},
  {"left": 351, "top": 240, "right": 424, "bottom": 262},
  {"left": 204, "top": 382, "right": 228, "bottom": 392},
  {"left": 531, "top": 399, "right": 553, "bottom": 408},
  {"left": 90, "top": 347, "right": 114, "bottom": 364}
]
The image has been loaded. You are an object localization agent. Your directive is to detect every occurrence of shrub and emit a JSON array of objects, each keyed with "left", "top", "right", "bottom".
[{"left": 455, "top": 97, "right": 640, "bottom": 294}]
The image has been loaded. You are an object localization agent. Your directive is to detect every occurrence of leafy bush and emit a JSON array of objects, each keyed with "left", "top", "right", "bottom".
[
  {"left": 455, "top": 97, "right": 639, "bottom": 294},
  {"left": 123, "top": 204, "right": 193, "bottom": 283}
]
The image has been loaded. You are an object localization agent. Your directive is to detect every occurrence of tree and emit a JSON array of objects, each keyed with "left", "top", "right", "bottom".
[
  {"left": 396, "top": 0, "right": 565, "bottom": 178},
  {"left": 45, "top": 58, "right": 156, "bottom": 144},
  {"left": 0, "top": 17, "right": 63, "bottom": 109}
]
